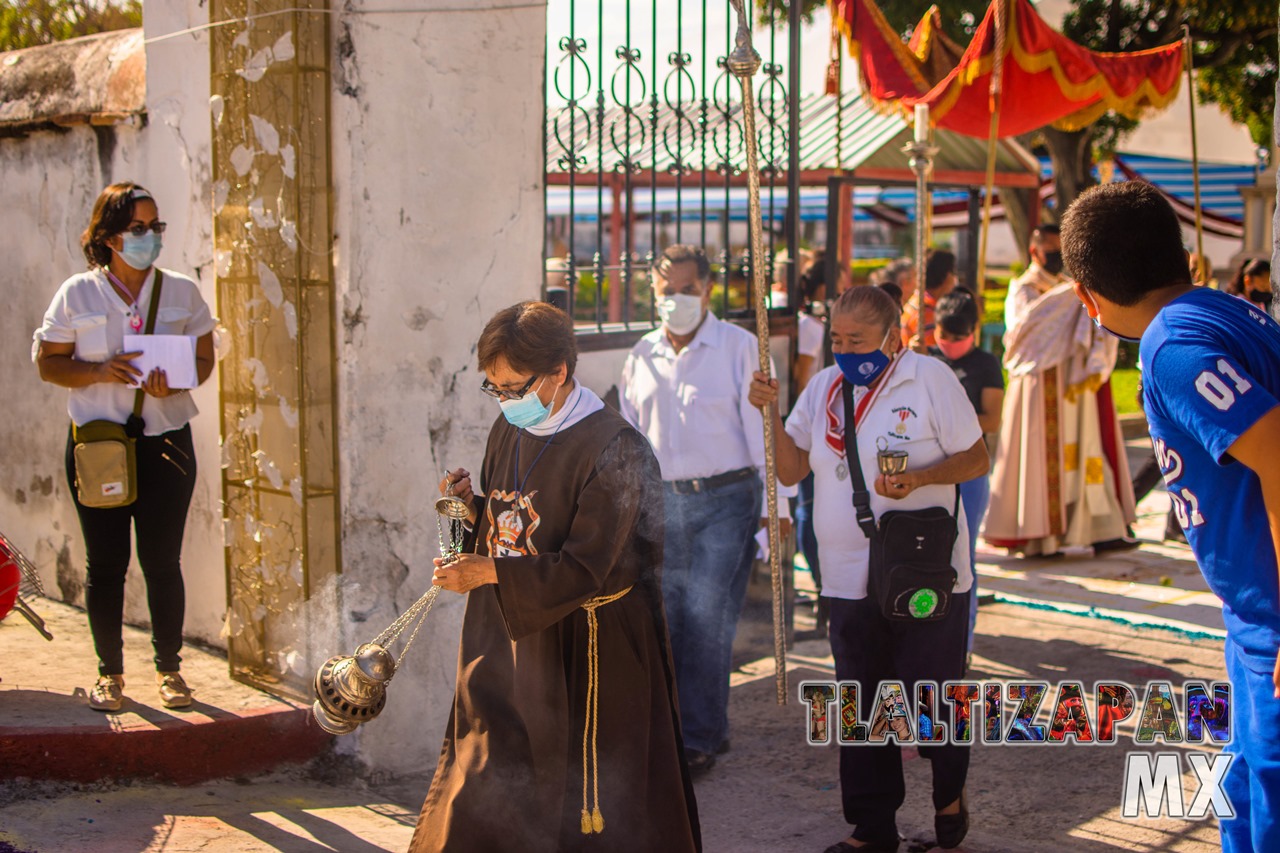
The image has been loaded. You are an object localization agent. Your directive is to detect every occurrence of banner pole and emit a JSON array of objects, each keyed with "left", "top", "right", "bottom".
[
  {"left": 728, "top": 0, "right": 786, "bottom": 706},
  {"left": 1183, "top": 26, "right": 1205, "bottom": 268}
]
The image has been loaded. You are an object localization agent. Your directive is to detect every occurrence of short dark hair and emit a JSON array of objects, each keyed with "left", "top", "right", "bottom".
[
  {"left": 655, "top": 244, "right": 712, "bottom": 284},
  {"left": 936, "top": 288, "right": 979, "bottom": 336},
  {"left": 799, "top": 249, "right": 828, "bottom": 301},
  {"left": 1031, "top": 223, "right": 1060, "bottom": 248},
  {"left": 81, "top": 181, "right": 153, "bottom": 268},
  {"left": 477, "top": 301, "right": 578, "bottom": 382},
  {"left": 1227, "top": 257, "right": 1272, "bottom": 296},
  {"left": 924, "top": 249, "right": 956, "bottom": 293},
  {"left": 876, "top": 281, "right": 903, "bottom": 307},
  {"left": 1061, "top": 182, "right": 1191, "bottom": 306}
]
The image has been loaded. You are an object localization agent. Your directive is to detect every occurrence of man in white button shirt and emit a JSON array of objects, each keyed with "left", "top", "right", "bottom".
[{"left": 619, "top": 244, "right": 768, "bottom": 776}]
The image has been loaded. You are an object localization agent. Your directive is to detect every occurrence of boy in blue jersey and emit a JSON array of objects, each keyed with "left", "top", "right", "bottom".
[{"left": 1061, "top": 181, "right": 1280, "bottom": 852}]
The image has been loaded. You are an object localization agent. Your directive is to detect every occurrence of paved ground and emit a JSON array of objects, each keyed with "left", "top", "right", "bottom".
[
  {"left": 0, "top": 447, "right": 1234, "bottom": 852},
  {"left": 0, "top": 598, "right": 1227, "bottom": 852},
  {"left": 0, "top": 597, "right": 327, "bottom": 786},
  {"left": 0, "top": 598, "right": 308, "bottom": 731}
]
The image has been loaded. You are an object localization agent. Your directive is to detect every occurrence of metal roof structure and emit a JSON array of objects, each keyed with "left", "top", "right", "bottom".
[{"left": 545, "top": 89, "right": 1042, "bottom": 188}]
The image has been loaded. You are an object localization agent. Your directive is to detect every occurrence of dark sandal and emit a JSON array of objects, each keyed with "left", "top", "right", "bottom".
[{"left": 935, "top": 789, "right": 970, "bottom": 849}]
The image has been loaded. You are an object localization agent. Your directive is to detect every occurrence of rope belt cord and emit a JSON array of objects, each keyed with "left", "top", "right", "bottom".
[{"left": 579, "top": 584, "right": 633, "bottom": 835}]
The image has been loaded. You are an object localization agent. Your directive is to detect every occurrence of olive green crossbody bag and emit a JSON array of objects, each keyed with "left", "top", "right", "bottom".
[{"left": 72, "top": 271, "right": 164, "bottom": 509}]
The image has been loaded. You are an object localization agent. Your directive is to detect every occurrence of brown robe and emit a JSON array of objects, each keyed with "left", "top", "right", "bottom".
[{"left": 410, "top": 408, "right": 701, "bottom": 853}]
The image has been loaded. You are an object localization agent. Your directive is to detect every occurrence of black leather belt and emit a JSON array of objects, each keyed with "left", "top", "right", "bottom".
[{"left": 666, "top": 466, "right": 756, "bottom": 495}]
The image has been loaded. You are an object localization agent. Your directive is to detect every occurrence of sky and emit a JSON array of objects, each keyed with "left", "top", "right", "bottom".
[
  {"left": 545, "top": 0, "right": 842, "bottom": 108},
  {"left": 543, "top": 0, "right": 1256, "bottom": 163}
]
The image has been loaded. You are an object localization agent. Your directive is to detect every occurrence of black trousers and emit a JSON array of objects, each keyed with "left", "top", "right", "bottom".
[
  {"left": 827, "top": 593, "right": 971, "bottom": 843},
  {"left": 65, "top": 423, "right": 196, "bottom": 676}
]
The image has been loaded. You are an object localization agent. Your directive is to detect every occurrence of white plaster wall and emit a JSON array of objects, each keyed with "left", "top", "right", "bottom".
[
  {"left": 328, "top": 1, "right": 548, "bottom": 774},
  {"left": 137, "top": 2, "right": 223, "bottom": 648},
  {"left": 2, "top": 126, "right": 145, "bottom": 610},
  {"left": 574, "top": 346, "right": 631, "bottom": 402},
  {"left": 0, "top": 1, "right": 224, "bottom": 651}
]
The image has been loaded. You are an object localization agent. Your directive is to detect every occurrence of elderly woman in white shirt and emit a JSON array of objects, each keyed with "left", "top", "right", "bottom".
[
  {"left": 749, "top": 286, "right": 987, "bottom": 853},
  {"left": 34, "top": 182, "right": 215, "bottom": 713}
]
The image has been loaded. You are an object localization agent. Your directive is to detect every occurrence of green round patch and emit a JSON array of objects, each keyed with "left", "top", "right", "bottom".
[{"left": 909, "top": 588, "right": 939, "bottom": 619}]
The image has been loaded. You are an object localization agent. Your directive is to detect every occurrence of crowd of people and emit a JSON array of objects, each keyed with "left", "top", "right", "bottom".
[{"left": 37, "top": 181, "right": 1279, "bottom": 852}]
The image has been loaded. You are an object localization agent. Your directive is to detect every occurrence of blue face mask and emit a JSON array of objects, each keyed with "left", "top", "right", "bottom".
[
  {"left": 115, "top": 232, "right": 162, "bottom": 271},
  {"left": 498, "top": 377, "right": 551, "bottom": 429},
  {"left": 834, "top": 329, "right": 894, "bottom": 386}
]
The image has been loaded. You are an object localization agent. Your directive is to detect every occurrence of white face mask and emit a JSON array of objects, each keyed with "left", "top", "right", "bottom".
[{"left": 657, "top": 292, "right": 705, "bottom": 336}]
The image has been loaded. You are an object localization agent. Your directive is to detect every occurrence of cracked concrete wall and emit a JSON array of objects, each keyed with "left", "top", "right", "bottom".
[
  {"left": 329, "top": 2, "right": 547, "bottom": 773},
  {"left": 0, "top": 1, "right": 225, "bottom": 650},
  {"left": 2, "top": 128, "right": 134, "bottom": 611}
]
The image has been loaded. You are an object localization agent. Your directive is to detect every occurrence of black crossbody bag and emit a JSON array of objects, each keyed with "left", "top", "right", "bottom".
[{"left": 841, "top": 379, "right": 960, "bottom": 621}]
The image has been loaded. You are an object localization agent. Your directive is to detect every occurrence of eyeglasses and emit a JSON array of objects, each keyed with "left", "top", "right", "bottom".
[
  {"left": 121, "top": 222, "right": 167, "bottom": 237},
  {"left": 480, "top": 375, "right": 538, "bottom": 401}
]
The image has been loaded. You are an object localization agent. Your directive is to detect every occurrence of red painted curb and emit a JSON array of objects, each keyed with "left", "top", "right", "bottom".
[{"left": 0, "top": 707, "right": 333, "bottom": 785}]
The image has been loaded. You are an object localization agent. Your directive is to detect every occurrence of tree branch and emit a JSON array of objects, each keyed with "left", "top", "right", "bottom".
[
  {"left": 1106, "top": 0, "right": 1124, "bottom": 52},
  {"left": 1150, "top": 5, "right": 1186, "bottom": 47},
  {"left": 1190, "top": 28, "right": 1277, "bottom": 70}
]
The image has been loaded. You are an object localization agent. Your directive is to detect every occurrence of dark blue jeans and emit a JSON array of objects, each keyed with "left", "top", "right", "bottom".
[
  {"left": 662, "top": 475, "right": 762, "bottom": 754},
  {"left": 1222, "top": 638, "right": 1280, "bottom": 852}
]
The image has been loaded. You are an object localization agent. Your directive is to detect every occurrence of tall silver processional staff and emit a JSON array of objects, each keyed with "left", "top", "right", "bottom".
[{"left": 727, "top": 0, "right": 786, "bottom": 706}]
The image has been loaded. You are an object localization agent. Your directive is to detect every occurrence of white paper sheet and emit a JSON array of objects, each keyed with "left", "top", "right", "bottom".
[
  {"left": 122, "top": 335, "right": 198, "bottom": 389},
  {"left": 754, "top": 527, "right": 770, "bottom": 562}
]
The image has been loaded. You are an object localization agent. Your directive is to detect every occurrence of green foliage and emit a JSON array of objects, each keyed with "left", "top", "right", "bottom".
[
  {"left": 1061, "top": 0, "right": 1277, "bottom": 148},
  {"left": 1110, "top": 367, "right": 1142, "bottom": 415},
  {"left": 1197, "top": 37, "right": 1277, "bottom": 147},
  {"left": 850, "top": 258, "right": 890, "bottom": 283},
  {"left": 981, "top": 280, "right": 1009, "bottom": 325},
  {"left": 757, "top": 0, "right": 986, "bottom": 40},
  {"left": 571, "top": 271, "right": 661, "bottom": 324},
  {"left": 0, "top": 0, "right": 141, "bottom": 52},
  {"left": 761, "top": 0, "right": 1276, "bottom": 192}
]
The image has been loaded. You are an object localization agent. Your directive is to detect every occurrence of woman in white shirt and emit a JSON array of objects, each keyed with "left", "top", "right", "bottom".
[
  {"left": 33, "top": 183, "right": 216, "bottom": 713},
  {"left": 749, "top": 286, "right": 988, "bottom": 852}
]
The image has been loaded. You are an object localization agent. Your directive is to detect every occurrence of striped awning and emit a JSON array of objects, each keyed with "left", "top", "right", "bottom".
[{"left": 1035, "top": 153, "right": 1255, "bottom": 238}]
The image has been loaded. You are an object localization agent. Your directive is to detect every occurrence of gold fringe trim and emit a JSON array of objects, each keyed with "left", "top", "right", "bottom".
[
  {"left": 911, "top": 0, "right": 1182, "bottom": 129},
  {"left": 1064, "top": 373, "right": 1104, "bottom": 404},
  {"left": 580, "top": 585, "right": 633, "bottom": 835},
  {"left": 910, "top": 6, "right": 937, "bottom": 62},
  {"left": 831, "top": 0, "right": 932, "bottom": 113}
]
